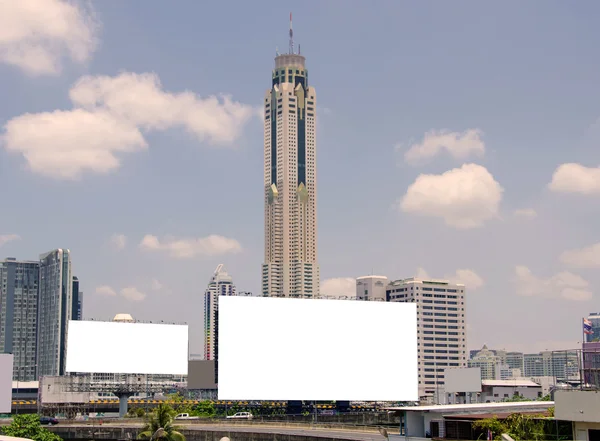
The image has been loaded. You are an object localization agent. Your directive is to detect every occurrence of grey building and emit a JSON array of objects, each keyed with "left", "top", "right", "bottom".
[
  {"left": 37, "top": 249, "right": 72, "bottom": 377},
  {"left": 72, "top": 276, "right": 83, "bottom": 320},
  {"left": 586, "top": 313, "right": 600, "bottom": 343},
  {"left": 0, "top": 258, "right": 40, "bottom": 381}
]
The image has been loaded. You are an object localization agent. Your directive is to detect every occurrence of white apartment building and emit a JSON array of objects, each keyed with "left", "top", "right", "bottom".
[
  {"left": 356, "top": 275, "right": 388, "bottom": 301},
  {"left": 387, "top": 277, "right": 467, "bottom": 400},
  {"left": 261, "top": 28, "right": 319, "bottom": 298},
  {"left": 203, "top": 264, "right": 236, "bottom": 361}
]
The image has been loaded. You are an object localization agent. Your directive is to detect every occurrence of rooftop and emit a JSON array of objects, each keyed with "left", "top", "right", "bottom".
[
  {"left": 482, "top": 379, "right": 541, "bottom": 387},
  {"left": 356, "top": 275, "right": 388, "bottom": 280},
  {"left": 385, "top": 401, "right": 554, "bottom": 414}
]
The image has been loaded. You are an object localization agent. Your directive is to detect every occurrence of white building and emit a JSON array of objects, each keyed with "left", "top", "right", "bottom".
[
  {"left": 262, "top": 22, "right": 319, "bottom": 298},
  {"left": 203, "top": 265, "right": 236, "bottom": 361},
  {"left": 356, "top": 275, "right": 388, "bottom": 301},
  {"left": 387, "top": 276, "right": 467, "bottom": 401}
]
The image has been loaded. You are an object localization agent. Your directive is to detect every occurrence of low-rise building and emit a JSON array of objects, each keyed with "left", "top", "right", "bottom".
[{"left": 480, "top": 379, "right": 543, "bottom": 402}]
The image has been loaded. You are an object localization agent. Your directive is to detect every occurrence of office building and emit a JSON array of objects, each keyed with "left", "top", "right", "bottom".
[
  {"left": 262, "top": 18, "right": 319, "bottom": 298},
  {"left": 37, "top": 249, "right": 72, "bottom": 377},
  {"left": 203, "top": 264, "right": 236, "bottom": 361},
  {"left": 585, "top": 313, "right": 600, "bottom": 342},
  {"left": 356, "top": 275, "right": 388, "bottom": 301},
  {"left": 0, "top": 258, "right": 40, "bottom": 381},
  {"left": 72, "top": 276, "right": 83, "bottom": 320},
  {"left": 387, "top": 276, "right": 467, "bottom": 400}
]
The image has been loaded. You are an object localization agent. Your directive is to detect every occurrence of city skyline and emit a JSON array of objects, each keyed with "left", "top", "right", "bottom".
[{"left": 1, "top": 1, "right": 600, "bottom": 355}]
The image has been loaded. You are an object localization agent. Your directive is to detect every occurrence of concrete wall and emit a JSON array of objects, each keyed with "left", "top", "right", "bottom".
[
  {"left": 555, "top": 390, "right": 600, "bottom": 423},
  {"left": 481, "top": 385, "right": 541, "bottom": 402},
  {"left": 573, "top": 422, "right": 600, "bottom": 441}
]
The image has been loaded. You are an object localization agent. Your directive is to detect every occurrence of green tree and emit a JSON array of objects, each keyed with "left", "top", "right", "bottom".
[
  {"left": 1, "top": 414, "right": 62, "bottom": 441},
  {"left": 138, "top": 403, "right": 185, "bottom": 441},
  {"left": 193, "top": 401, "right": 215, "bottom": 418},
  {"left": 473, "top": 413, "right": 547, "bottom": 441}
]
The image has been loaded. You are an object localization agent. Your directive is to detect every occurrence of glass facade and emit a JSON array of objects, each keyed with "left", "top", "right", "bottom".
[
  {"left": 0, "top": 258, "right": 40, "bottom": 381},
  {"left": 37, "top": 249, "right": 72, "bottom": 377}
]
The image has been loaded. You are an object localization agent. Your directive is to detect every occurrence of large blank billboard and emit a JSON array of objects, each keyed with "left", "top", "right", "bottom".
[
  {"left": 66, "top": 320, "right": 188, "bottom": 375},
  {"left": 444, "top": 367, "right": 482, "bottom": 393},
  {"left": 218, "top": 296, "right": 418, "bottom": 401},
  {"left": 0, "top": 354, "right": 13, "bottom": 413}
]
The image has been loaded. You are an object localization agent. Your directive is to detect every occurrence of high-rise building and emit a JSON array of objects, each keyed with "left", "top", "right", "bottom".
[
  {"left": 387, "top": 276, "right": 467, "bottom": 400},
  {"left": 262, "top": 18, "right": 319, "bottom": 298},
  {"left": 37, "top": 249, "right": 72, "bottom": 377},
  {"left": 0, "top": 258, "right": 40, "bottom": 381},
  {"left": 585, "top": 313, "right": 600, "bottom": 342},
  {"left": 356, "top": 275, "right": 388, "bottom": 301},
  {"left": 203, "top": 264, "right": 236, "bottom": 362},
  {"left": 72, "top": 276, "right": 83, "bottom": 320}
]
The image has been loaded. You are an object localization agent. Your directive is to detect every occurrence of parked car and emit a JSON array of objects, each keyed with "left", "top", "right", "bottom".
[
  {"left": 226, "top": 412, "right": 253, "bottom": 420},
  {"left": 40, "top": 417, "right": 59, "bottom": 426}
]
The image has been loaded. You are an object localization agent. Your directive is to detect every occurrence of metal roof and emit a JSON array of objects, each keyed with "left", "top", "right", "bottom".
[
  {"left": 482, "top": 379, "right": 541, "bottom": 387},
  {"left": 384, "top": 401, "right": 554, "bottom": 414}
]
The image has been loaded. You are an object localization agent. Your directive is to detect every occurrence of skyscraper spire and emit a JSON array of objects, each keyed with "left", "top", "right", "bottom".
[{"left": 289, "top": 12, "right": 294, "bottom": 54}]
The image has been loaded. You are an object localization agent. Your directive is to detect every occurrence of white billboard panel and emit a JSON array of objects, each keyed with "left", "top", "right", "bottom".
[
  {"left": 0, "top": 354, "right": 13, "bottom": 413},
  {"left": 444, "top": 367, "right": 482, "bottom": 393},
  {"left": 66, "top": 320, "right": 188, "bottom": 375},
  {"left": 218, "top": 296, "right": 418, "bottom": 401}
]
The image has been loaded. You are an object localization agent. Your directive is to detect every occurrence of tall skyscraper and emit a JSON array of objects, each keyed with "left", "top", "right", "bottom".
[
  {"left": 37, "top": 249, "right": 72, "bottom": 377},
  {"left": 0, "top": 258, "right": 40, "bottom": 381},
  {"left": 72, "top": 276, "right": 83, "bottom": 320},
  {"left": 262, "top": 16, "right": 319, "bottom": 297},
  {"left": 387, "top": 276, "right": 467, "bottom": 401},
  {"left": 203, "top": 264, "right": 236, "bottom": 361}
]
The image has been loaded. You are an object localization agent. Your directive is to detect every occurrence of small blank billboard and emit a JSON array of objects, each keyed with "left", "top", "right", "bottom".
[
  {"left": 218, "top": 296, "right": 418, "bottom": 401},
  {"left": 0, "top": 354, "right": 13, "bottom": 413},
  {"left": 187, "top": 360, "right": 217, "bottom": 390},
  {"left": 66, "top": 320, "right": 188, "bottom": 375},
  {"left": 444, "top": 367, "right": 482, "bottom": 393}
]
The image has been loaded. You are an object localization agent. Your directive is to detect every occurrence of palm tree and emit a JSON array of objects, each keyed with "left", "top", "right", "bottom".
[{"left": 138, "top": 404, "right": 185, "bottom": 441}]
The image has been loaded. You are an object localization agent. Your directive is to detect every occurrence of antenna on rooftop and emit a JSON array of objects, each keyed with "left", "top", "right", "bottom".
[{"left": 289, "top": 12, "right": 294, "bottom": 54}]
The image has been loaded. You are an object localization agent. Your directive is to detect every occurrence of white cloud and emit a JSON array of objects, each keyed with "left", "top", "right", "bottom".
[
  {"left": 109, "top": 234, "right": 127, "bottom": 251},
  {"left": 69, "top": 72, "right": 256, "bottom": 144},
  {"left": 403, "top": 129, "right": 485, "bottom": 165},
  {"left": 321, "top": 278, "right": 356, "bottom": 298},
  {"left": 399, "top": 163, "right": 504, "bottom": 229},
  {"left": 0, "top": 234, "right": 20, "bottom": 247},
  {"left": 139, "top": 234, "right": 242, "bottom": 259},
  {"left": 1, "top": 72, "right": 256, "bottom": 179},
  {"left": 513, "top": 208, "right": 537, "bottom": 219},
  {"left": 95, "top": 285, "right": 117, "bottom": 297},
  {"left": 515, "top": 266, "right": 592, "bottom": 301},
  {"left": 151, "top": 279, "right": 163, "bottom": 291},
  {"left": 560, "top": 243, "right": 600, "bottom": 268},
  {"left": 2, "top": 109, "right": 146, "bottom": 179},
  {"left": 120, "top": 287, "right": 146, "bottom": 302},
  {"left": 548, "top": 163, "right": 600, "bottom": 195},
  {"left": 0, "top": 0, "right": 98, "bottom": 75},
  {"left": 416, "top": 267, "right": 484, "bottom": 290}
]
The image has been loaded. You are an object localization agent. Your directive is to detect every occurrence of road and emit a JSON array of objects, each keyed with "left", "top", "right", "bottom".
[{"left": 52, "top": 422, "right": 389, "bottom": 441}]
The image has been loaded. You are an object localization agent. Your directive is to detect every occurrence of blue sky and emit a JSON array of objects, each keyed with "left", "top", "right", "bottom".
[{"left": 2, "top": 0, "right": 600, "bottom": 354}]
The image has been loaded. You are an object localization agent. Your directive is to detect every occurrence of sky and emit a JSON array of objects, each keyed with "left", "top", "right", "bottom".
[{"left": 1, "top": 0, "right": 600, "bottom": 355}]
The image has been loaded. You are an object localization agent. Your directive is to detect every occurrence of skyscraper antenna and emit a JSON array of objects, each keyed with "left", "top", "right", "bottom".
[{"left": 289, "top": 12, "right": 294, "bottom": 54}]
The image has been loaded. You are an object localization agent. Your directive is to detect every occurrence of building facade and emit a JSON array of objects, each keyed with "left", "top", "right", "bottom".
[
  {"left": 0, "top": 258, "right": 40, "bottom": 381},
  {"left": 72, "top": 276, "right": 83, "bottom": 321},
  {"left": 387, "top": 277, "right": 467, "bottom": 400},
  {"left": 585, "top": 313, "right": 600, "bottom": 342},
  {"left": 262, "top": 24, "right": 319, "bottom": 298},
  {"left": 356, "top": 275, "right": 388, "bottom": 301},
  {"left": 37, "top": 249, "right": 72, "bottom": 377},
  {"left": 203, "top": 264, "right": 236, "bottom": 362}
]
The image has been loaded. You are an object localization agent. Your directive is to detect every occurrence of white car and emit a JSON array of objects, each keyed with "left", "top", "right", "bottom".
[{"left": 226, "top": 412, "right": 253, "bottom": 420}]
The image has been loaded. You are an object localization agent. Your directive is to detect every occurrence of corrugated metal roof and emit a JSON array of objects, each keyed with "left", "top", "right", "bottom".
[
  {"left": 385, "top": 401, "right": 554, "bottom": 413},
  {"left": 482, "top": 379, "right": 540, "bottom": 387}
]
